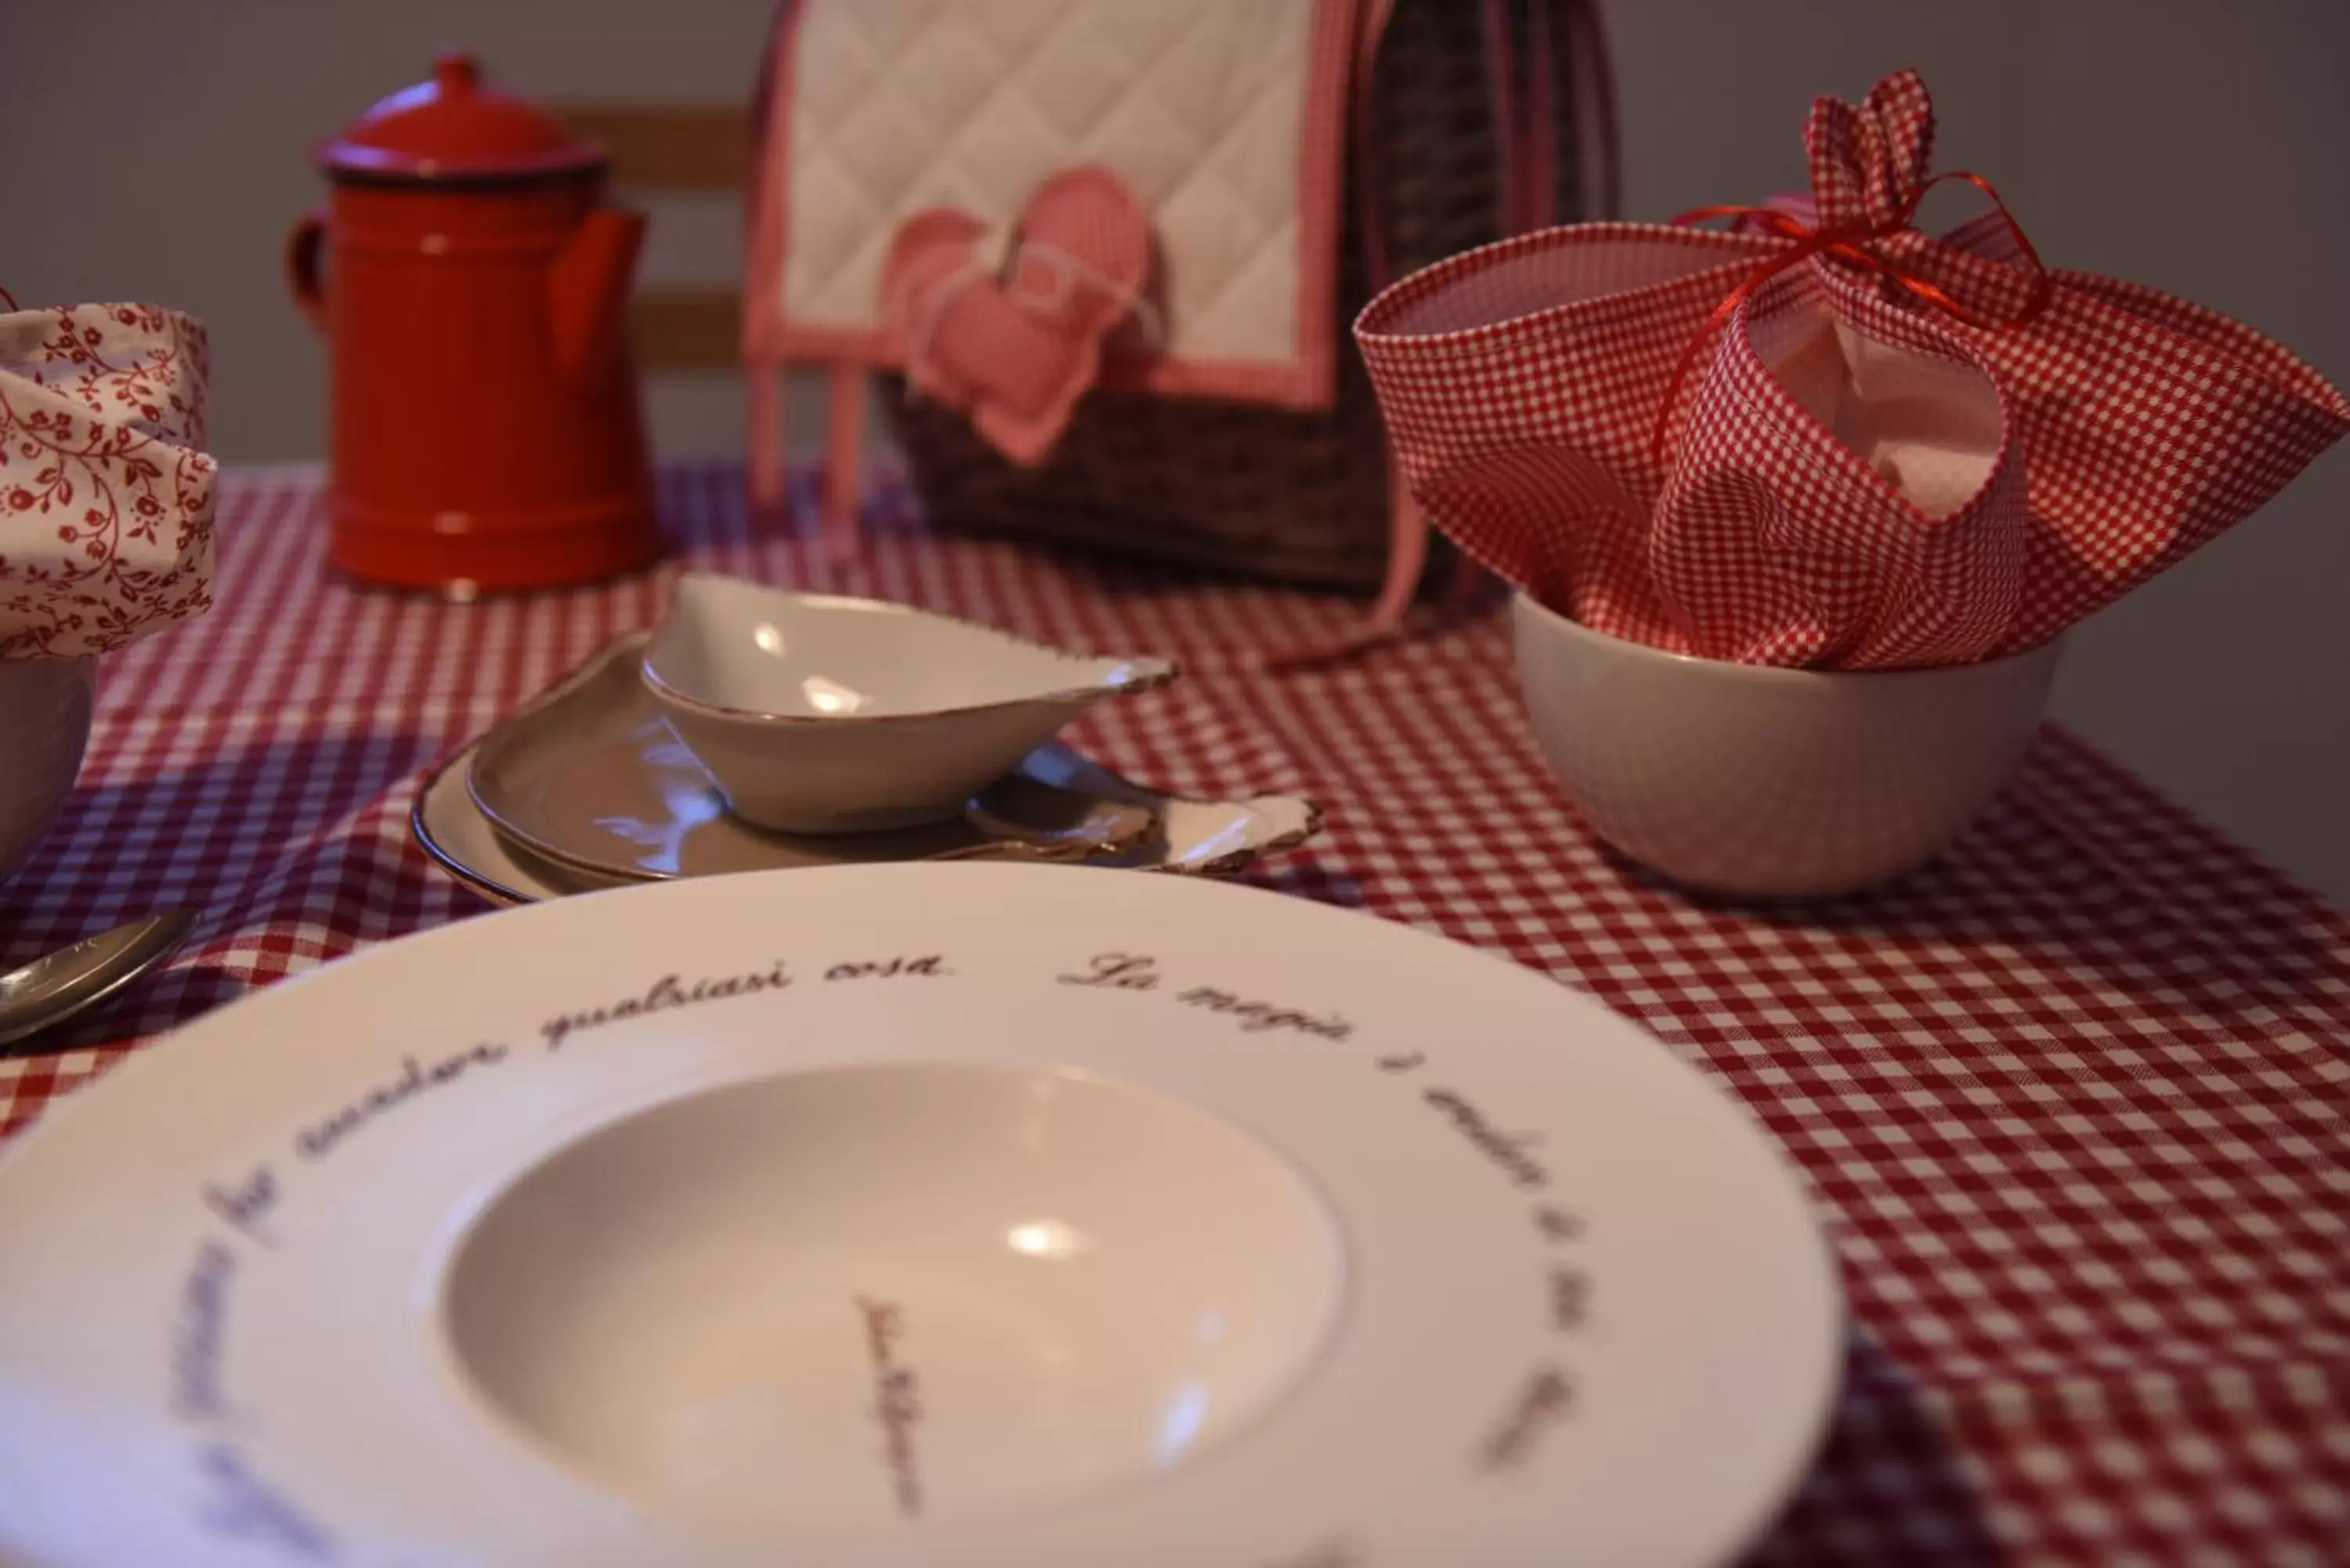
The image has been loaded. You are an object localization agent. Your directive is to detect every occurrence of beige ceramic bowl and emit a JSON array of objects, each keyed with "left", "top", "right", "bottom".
[
  {"left": 1511, "top": 594, "right": 2061, "bottom": 899},
  {"left": 0, "top": 657, "right": 96, "bottom": 893},
  {"left": 642, "top": 574, "right": 1174, "bottom": 835}
]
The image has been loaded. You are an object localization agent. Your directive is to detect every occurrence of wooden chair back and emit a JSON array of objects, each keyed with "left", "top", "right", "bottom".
[{"left": 552, "top": 103, "right": 749, "bottom": 370}]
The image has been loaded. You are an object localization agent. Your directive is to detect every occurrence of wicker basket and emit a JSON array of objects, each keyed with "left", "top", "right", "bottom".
[{"left": 884, "top": 0, "right": 1608, "bottom": 592}]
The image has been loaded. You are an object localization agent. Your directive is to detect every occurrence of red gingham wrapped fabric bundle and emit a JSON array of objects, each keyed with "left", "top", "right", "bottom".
[{"left": 1354, "top": 70, "right": 2350, "bottom": 669}]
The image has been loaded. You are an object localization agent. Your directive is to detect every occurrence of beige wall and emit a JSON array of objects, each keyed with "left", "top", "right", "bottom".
[
  {"left": 0, "top": 0, "right": 777, "bottom": 461},
  {"left": 6, "top": 1, "right": 2345, "bottom": 900}
]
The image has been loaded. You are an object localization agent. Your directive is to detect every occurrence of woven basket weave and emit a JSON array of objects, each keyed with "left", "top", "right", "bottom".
[{"left": 885, "top": 0, "right": 1600, "bottom": 591}]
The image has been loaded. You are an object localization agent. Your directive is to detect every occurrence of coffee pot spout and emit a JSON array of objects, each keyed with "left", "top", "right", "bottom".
[{"left": 548, "top": 206, "right": 646, "bottom": 381}]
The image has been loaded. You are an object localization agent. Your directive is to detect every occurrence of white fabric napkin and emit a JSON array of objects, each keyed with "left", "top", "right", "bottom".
[{"left": 0, "top": 304, "right": 216, "bottom": 658}]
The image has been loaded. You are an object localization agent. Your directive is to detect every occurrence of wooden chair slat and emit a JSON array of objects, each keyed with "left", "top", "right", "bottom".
[
  {"left": 555, "top": 103, "right": 750, "bottom": 193},
  {"left": 630, "top": 287, "right": 740, "bottom": 370}
]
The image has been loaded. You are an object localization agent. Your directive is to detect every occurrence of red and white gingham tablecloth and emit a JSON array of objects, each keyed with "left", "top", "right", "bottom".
[{"left": 3, "top": 465, "right": 2346, "bottom": 1564}]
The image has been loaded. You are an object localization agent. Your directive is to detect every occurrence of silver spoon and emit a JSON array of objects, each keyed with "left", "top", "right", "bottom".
[{"left": 0, "top": 912, "right": 198, "bottom": 1050}]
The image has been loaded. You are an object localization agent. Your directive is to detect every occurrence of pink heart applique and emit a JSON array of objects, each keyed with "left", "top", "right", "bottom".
[{"left": 880, "top": 166, "right": 1153, "bottom": 465}]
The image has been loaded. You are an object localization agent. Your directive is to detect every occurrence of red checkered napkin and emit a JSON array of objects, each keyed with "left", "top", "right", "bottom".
[{"left": 1354, "top": 70, "right": 2350, "bottom": 670}]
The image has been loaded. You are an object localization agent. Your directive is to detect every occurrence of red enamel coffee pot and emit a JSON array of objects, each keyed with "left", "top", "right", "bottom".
[{"left": 287, "top": 53, "right": 661, "bottom": 591}]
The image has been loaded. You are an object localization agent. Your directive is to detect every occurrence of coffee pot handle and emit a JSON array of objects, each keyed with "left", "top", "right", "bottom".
[{"left": 285, "top": 212, "right": 329, "bottom": 334}]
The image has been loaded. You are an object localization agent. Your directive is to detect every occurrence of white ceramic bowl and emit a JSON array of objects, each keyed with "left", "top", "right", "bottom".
[
  {"left": 642, "top": 575, "right": 1175, "bottom": 834},
  {"left": 443, "top": 1061, "right": 1343, "bottom": 1529},
  {"left": 0, "top": 657, "right": 96, "bottom": 894},
  {"left": 1512, "top": 593, "right": 2062, "bottom": 899}
]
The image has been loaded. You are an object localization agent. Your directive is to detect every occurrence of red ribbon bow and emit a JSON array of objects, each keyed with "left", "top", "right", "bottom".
[{"left": 1650, "top": 70, "right": 2054, "bottom": 474}]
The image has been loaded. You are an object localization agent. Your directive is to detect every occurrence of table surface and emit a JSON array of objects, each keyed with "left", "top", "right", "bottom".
[{"left": 4, "top": 464, "right": 2346, "bottom": 1565}]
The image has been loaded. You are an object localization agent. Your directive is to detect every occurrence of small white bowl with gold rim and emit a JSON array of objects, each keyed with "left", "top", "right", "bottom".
[{"left": 642, "top": 574, "right": 1177, "bottom": 835}]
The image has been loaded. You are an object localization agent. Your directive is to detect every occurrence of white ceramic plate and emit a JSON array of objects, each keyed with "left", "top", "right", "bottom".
[
  {"left": 416, "top": 741, "right": 1324, "bottom": 906},
  {"left": 0, "top": 865, "right": 1839, "bottom": 1567}
]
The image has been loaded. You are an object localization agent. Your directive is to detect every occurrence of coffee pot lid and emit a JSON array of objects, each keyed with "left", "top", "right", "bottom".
[{"left": 317, "top": 52, "right": 602, "bottom": 183}]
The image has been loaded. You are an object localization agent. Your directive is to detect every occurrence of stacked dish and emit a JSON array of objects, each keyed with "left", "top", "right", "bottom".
[{"left": 416, "top": 578, "right": 1322, "bottom": 905}]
